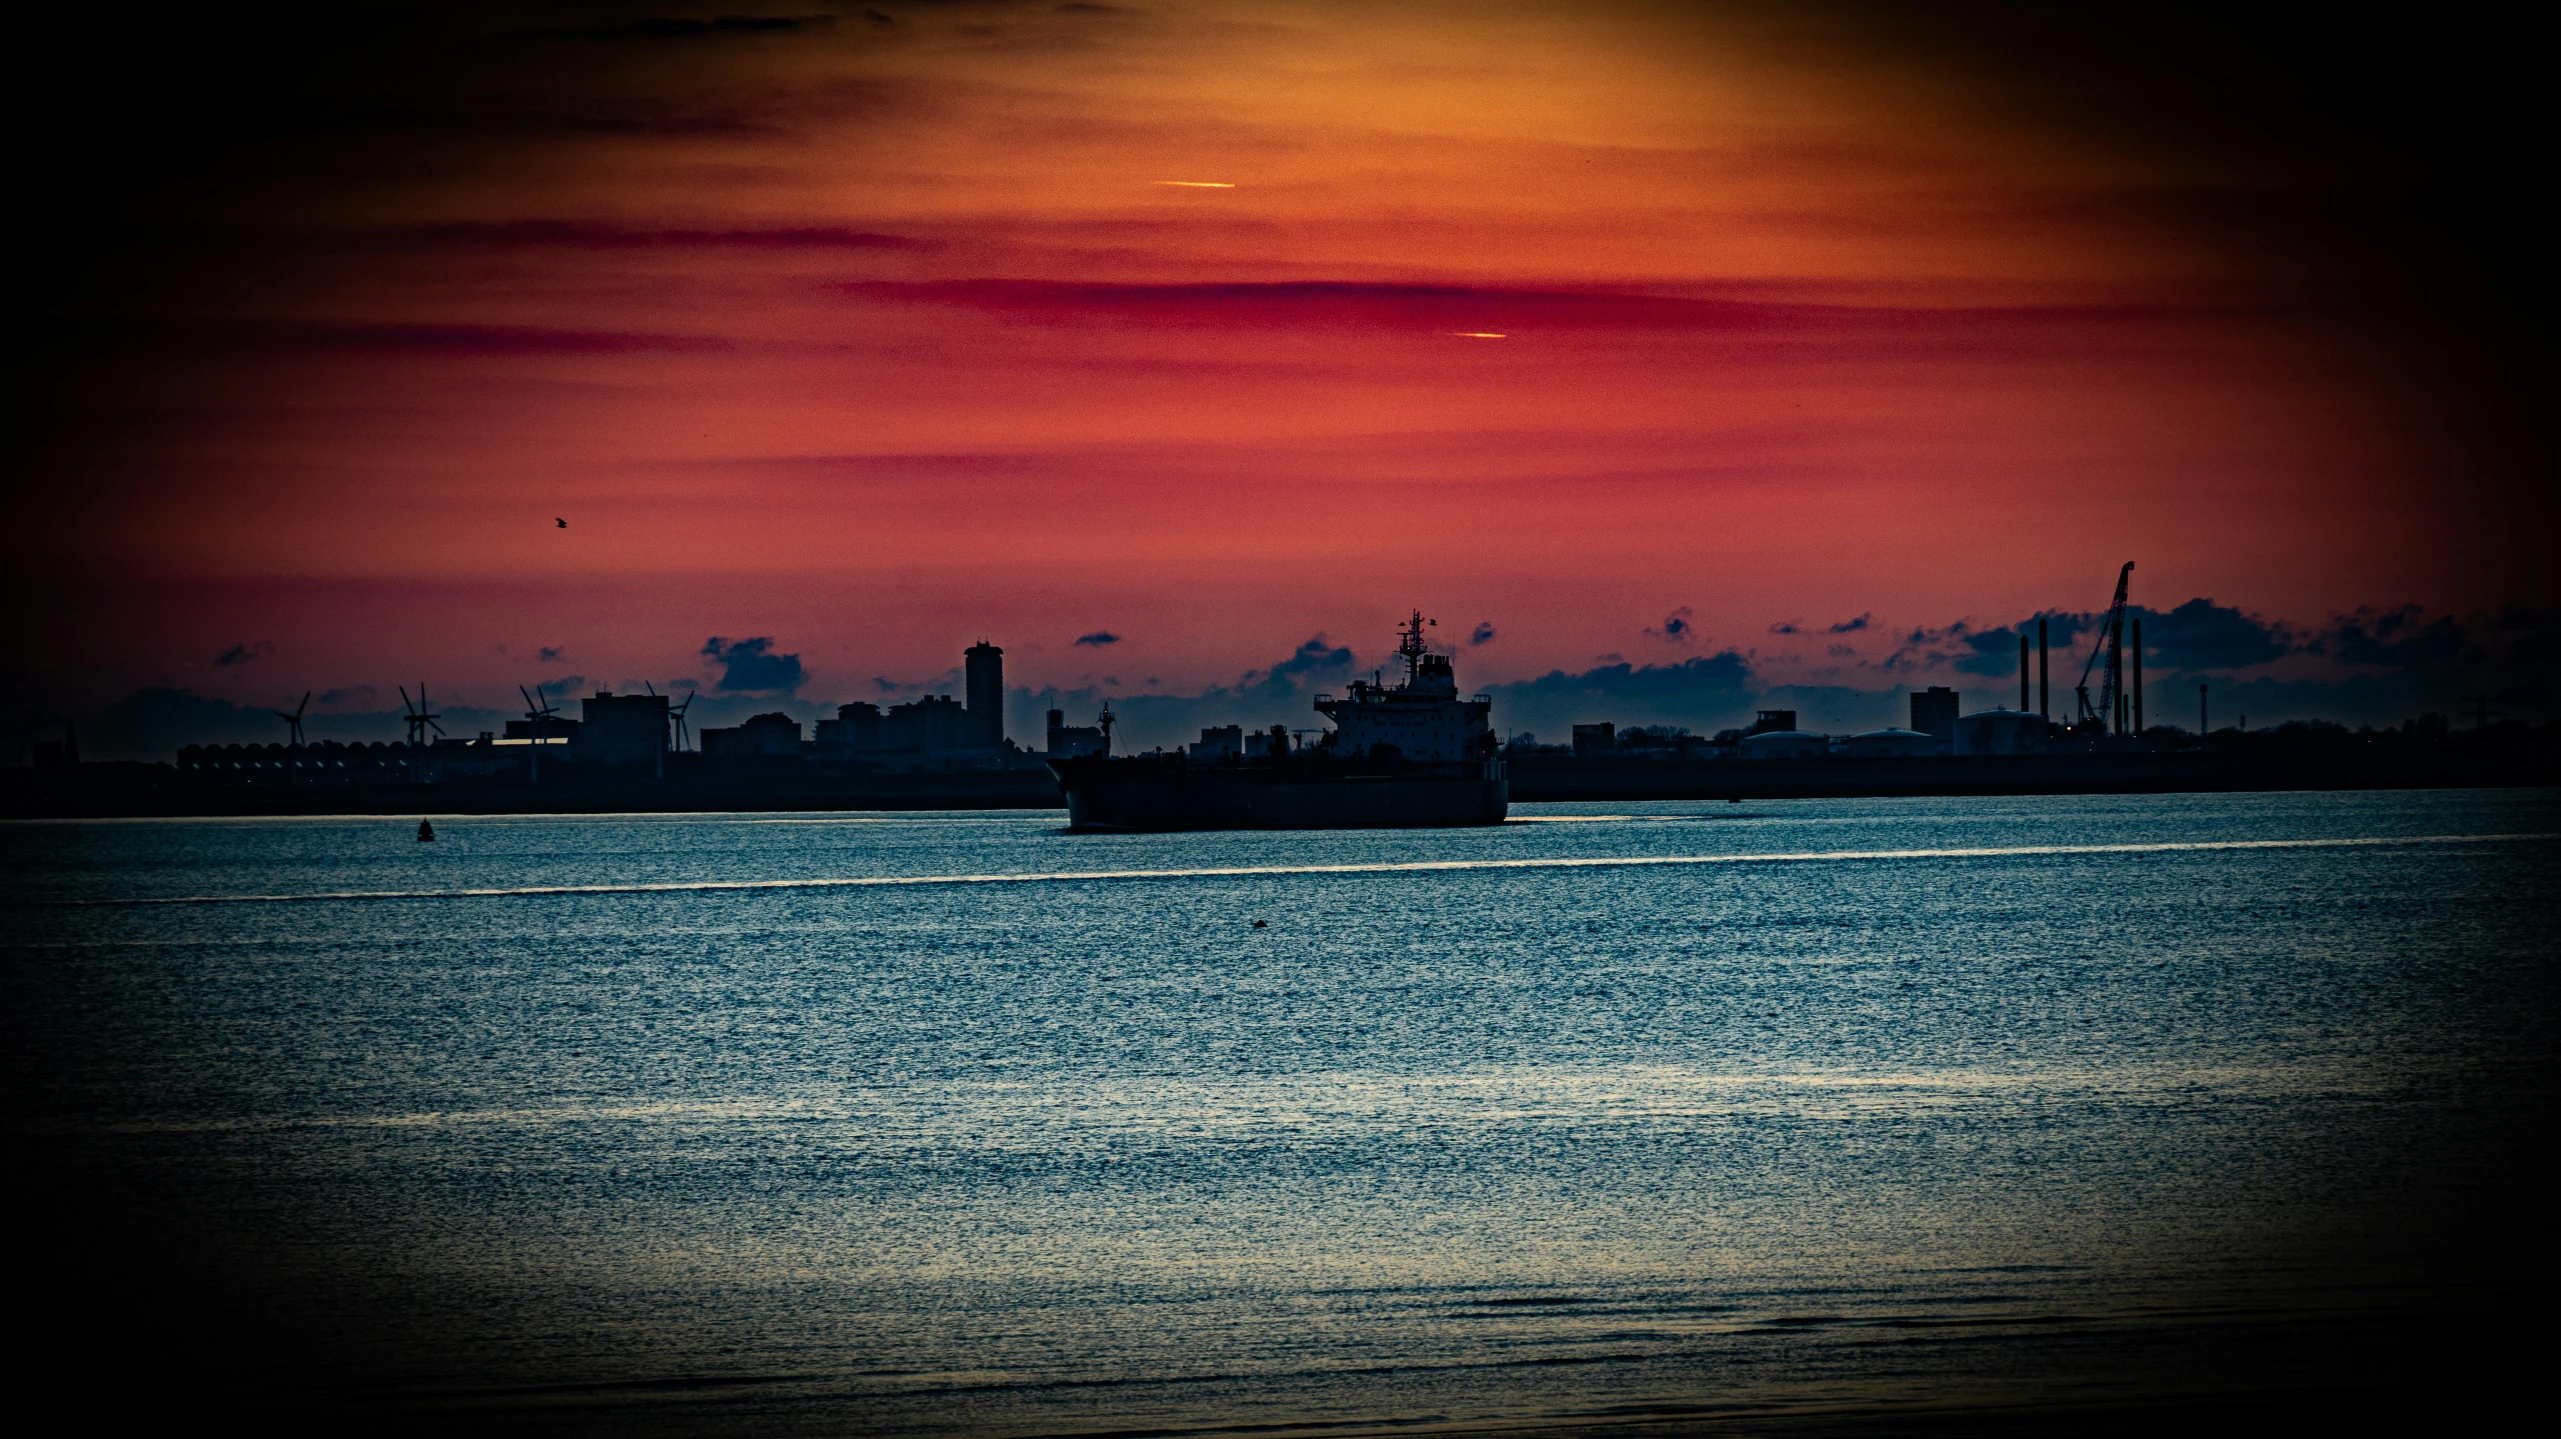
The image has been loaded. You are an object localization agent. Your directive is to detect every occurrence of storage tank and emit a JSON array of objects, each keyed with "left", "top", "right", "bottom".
[
  {"left": 1844, "top": 727, "right": 1939, "bottom": 758},
  {"left": 1739, "top": 729, "right": 1830, "bottom": 759},
  {"left": 1953, "top": 707, "right": 2047, "bottom": 756}
]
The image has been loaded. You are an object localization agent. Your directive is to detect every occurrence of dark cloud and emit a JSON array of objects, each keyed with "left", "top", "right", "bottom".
[
  {"left": 2315, "top": 604, "right": 2468, "bottom": 669},
  {"left": 1876, "top": 620, "right": 2000, "bottom": 675},
  {"left": 89, "top": 687, "right": 267, "bottom": 753},
  {"left": 213, "top": 641, "right": 272, "bottom": 667},
  {"left": 390, "top": 221, "right": 927, "bottom": 251},
  {"left": 521, "top": 15, "right": 838, "bottom": 42},
  {"left": 1469, "top": 622, "right": 1496, "bottom": 646},
  {"left": 538, "top": 646, "right": 567, "bottom": 663},
  {"left": 22, "top": 687, "right": 510, "bottom": 760},
  {"left": 1245, "top": 637, "right": 1356, "bottom": 696},
  {"left": 2135, "top": 598, "right": 2295, "bottom": 672},
  {"left": 315, "top": 685, "right": 376, "bottom": 707},
  {"left": 1490, "top": 652, "right": 1757, "bottom": 737},
  {"left": 217, "top": 320, "right": 730, "bottom": 356},
  {"left": 1645, "top": 607, "right": 1696, "bottom": 644},
  {"left": 1828, "top": 613, "right": 1872, "bottom": 634},
  {"left": 1074, "top": 631, "right": 1122, "bottom": 647},
  {"left": 701, "top": 637, "right": 805, "bottom": 693},
  {"left": 1270, "top": 637, "right": 1354, "bottom": 680},
  {"left": 836, "top": 280, "right": 2169, "bottom": 351},
  {"left": 1769, "top": 622, "right": 1799, "bottom": 635}
]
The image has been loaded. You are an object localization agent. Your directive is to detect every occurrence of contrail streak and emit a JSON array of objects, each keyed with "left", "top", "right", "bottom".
[{"left": 38, "top": 832, "right": 2553, "bottom": 908}]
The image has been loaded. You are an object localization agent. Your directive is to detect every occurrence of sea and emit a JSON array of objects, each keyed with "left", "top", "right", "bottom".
[{"left": 7, "top": 790, "right": 2556, "bottom": 1433}]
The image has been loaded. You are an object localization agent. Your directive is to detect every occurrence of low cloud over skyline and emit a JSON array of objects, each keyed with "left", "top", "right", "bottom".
[
  {"left": 700, "top": 636, "right": 806, "bottom": 694},
  {"left": 22, "top": 597, "right": 2557, "bottom": 760}
]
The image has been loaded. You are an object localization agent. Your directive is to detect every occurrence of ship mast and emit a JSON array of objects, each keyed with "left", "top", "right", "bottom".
[{"left": 1397, "top": 609, "right": 1434, "bottom": 685}]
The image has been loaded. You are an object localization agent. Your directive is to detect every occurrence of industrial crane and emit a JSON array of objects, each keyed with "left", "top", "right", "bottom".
[{"left": 2074, "top": 561, "right": 2134, "bottom": 736}]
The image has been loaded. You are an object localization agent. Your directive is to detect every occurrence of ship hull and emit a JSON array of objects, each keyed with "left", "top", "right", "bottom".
[{"left": 1049, "top": 758, "right": 1507, "bottom": 832}]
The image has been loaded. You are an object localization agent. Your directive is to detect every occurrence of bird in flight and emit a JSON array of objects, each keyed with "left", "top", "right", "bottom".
[{"left": 555, "top": 517, "right": 567, "bottom": 528}]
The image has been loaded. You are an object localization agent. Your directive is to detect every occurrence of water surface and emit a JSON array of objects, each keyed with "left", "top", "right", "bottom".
[{"left": 8, "top": 791, "right": 2554, "bottom": 1432}]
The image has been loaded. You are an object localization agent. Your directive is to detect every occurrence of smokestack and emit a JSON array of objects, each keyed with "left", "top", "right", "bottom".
[
  {"left": 2037, "top": 619, "right": 2049, "bottom": 720},
  {"left": 2132, "top": 618, "right": 2144, "bottom": 735},
  {"left": 2019, "top": 633, "right": 2030, "bottom": 711}
]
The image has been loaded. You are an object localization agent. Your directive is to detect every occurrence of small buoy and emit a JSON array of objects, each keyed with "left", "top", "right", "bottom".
[
  {"left": 1251, "top": 919, "right": 1267, "bottom": 928},
  {"left": 417, "top": 820, "right": 435, "bottom": 842}
]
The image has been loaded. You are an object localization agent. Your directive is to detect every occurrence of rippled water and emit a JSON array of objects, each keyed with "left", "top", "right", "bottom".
[{"left": 8, "top": 791, "right": 2555, "bottom": 1432}]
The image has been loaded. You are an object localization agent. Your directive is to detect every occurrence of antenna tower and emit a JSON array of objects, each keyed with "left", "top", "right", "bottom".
[{"left": 1397, "top": 609, "right": 1437, "bottom": 684}]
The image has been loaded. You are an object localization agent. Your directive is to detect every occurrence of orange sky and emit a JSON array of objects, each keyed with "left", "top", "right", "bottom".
[{"left": 13, "top": 1, "right": 2550, "bottom": 733}]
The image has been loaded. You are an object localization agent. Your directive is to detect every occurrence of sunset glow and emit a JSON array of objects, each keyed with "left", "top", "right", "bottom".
[{"left": 10, "top": 0, "right": 2551, "bottom": 751}]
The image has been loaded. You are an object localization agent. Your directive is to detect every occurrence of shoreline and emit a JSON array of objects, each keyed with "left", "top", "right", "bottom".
[{"left": 5, "top": 749, "right": 2553, "bottom": 819}]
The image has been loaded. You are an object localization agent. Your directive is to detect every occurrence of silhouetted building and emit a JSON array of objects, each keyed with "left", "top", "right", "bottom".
[
  {"left": 816, "top": 702, "right": 882, "bottom": 752},
  {"left": 1572, "top": 723, "right": 1615, "bottom": 756},
  {"left": 700, "top": 713, "right": 802, "bottom": 761},
  {"left": 965, "top": 641, "right": 1005, "bottom": 748},
  {"left": 572, "top": 691, "right": 669, "bottom": 770},
  {"left": 1910, "top": 688, "right": 1958, "bottom": 748},
  {"left": 503, "top": 717, "right": 582, "bottom": 743},
  {"left": 882, "top": 696, "right": 965, "bottom": 751},
  {"left": 1046, "top": 708, "right": 1106, "bottom": 758},
  {"left": 1745, "top": 710, "right": 1797, "bottom": 736},
  {"left": 1188, "top": 726, "right": 1243, "bottom": 762}
]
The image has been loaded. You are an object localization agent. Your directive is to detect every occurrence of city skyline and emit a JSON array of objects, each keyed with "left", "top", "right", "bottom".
[{"left": 47, "top": 585, "right": 2536, "bottom": 760}]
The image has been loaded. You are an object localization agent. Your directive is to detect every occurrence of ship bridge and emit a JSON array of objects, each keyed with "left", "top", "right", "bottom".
[{"left": 1314, "top": 611, "right": 1494, "bottom": 763}]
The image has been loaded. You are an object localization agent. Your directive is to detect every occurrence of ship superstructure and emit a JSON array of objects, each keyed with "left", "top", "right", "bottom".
[
  {"left": 1046, "top": 610, "right": 1507, "bottom": 831},
  {"left": 1315, "top": 612, "right": 1495, "bottom": 763}
]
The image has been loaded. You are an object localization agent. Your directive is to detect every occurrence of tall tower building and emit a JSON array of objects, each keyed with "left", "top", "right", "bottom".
[{"left": 964, "top": 641, "right": 1005, "bottom": 748}]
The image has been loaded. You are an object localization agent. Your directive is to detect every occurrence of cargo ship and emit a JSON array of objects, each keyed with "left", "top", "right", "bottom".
[{"left": 1048, "top": 612, "right": 1508, "bottom": 831}]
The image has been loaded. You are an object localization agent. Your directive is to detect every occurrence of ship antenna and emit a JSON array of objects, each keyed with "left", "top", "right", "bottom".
[
  {"left": 1399, "top": 609, "right": 1433, "bottom": 685},
  {"left": 1097, "top": 699, "right": 1117, "bottom": 755}
]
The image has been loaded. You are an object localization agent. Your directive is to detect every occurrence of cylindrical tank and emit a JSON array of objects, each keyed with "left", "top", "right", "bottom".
[
  {"left": 1739, "top": 729, "right": 1831, "bottom": 760},
  {"left": 1953, "top": 708, "right": 2047, "bottom": 756},
  {"left": 1843, "top": 727, "right": 1939, "bottom": 758}
]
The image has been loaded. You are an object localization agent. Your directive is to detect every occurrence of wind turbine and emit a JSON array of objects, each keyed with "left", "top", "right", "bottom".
[
  {"left": 398, "top": 685, "right": 444, "bottom": 747},
  {"left": 519, "top": 683, "right": 560, "bottom": 782},
  {"left": 648, "top": 683, "right": 696, "bottom": 753},
  {"left": 273, "top": 692, "right": 310, "bottom": 747}
]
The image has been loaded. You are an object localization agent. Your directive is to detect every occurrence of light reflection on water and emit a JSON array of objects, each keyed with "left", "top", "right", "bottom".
[{"left": 6, "top": 790, "right": 2555, "bottom": 1432}]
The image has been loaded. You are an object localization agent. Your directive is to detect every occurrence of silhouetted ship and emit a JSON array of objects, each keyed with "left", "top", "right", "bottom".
[{"left": 1048, "top": 612, "right": 1509, "bottom": 831}]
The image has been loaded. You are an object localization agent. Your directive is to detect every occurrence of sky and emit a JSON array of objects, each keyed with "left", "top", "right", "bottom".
[{"left": 7, "top": 1, "right": 2554, "bottom": 754}]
